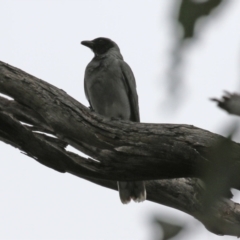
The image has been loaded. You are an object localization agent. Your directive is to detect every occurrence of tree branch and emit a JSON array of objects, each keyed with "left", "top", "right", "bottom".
[{"left": 1, "top": 61, "right": 240, "bottom": 236}]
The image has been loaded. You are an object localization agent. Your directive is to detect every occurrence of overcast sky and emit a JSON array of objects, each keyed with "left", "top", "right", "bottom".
[{"left": 1, "top": 1, "right": 240, "bottom": 239}]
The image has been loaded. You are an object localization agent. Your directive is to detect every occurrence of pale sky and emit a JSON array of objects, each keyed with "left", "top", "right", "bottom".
[{"left": 1, "top": 0, "right": 240, "bottom": 239}]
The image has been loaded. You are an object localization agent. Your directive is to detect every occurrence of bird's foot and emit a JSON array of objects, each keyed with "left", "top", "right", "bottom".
[{"left": 88, "top": 106, "right": 94, "bottom": 111}]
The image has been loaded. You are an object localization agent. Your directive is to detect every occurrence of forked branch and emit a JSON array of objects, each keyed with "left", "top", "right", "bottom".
[{"left": 1, "top": 61, "right": 240, "bottom": 236}]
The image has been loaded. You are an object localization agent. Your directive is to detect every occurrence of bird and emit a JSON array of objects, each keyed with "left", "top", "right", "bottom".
[{"left": 81, "top": 37, "right": 146, "bottom": 204}]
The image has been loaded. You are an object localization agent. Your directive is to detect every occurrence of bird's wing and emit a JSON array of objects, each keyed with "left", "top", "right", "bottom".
[{"left": 119, "top": 60, "right": 140, "bottom": 122}]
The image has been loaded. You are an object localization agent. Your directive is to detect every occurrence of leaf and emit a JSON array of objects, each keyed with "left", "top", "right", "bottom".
[
  {"left": 178, "top": 0, "right": 224, "bottom": 39},
  {"left": 153, "top": 218, "right": 184, "bottom": 240}
]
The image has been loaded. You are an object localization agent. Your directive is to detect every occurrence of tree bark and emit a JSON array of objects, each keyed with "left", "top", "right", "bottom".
[{"left": 1, "top": 61, "right": 240, "bottom": 237}]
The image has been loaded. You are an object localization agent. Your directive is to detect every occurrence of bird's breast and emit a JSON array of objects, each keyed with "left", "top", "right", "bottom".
[{"left": 85, "top": 60, "right": 131, "bottom": 120}]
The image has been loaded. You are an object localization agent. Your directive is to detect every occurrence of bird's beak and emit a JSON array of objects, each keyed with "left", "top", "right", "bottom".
[{"left": 81, "top": 40, "right": 94, "bottom": 49}]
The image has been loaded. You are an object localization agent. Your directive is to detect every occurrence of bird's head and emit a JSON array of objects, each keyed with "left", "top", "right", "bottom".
[{"left": 81, "top": 37, "right": 120, "bottom": 56}]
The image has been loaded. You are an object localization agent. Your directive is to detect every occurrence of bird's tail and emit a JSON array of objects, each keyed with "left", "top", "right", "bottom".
[{"left": 117, "top": 181, "right": 146, "bottom": 204}]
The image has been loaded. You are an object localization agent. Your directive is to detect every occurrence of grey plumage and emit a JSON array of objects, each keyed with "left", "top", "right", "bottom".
[{"left": 81, "top": 37, "right": 146, "bottom": 204}]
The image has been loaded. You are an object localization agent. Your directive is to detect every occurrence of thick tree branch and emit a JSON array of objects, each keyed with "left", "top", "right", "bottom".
[{"left": 1, "top": 61, "right": 240, "bottom": 236}]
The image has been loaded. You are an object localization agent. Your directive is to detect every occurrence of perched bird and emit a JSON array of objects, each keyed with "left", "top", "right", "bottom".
[{"left": 81, "top": 37, "right": 146, "bottom": 204}]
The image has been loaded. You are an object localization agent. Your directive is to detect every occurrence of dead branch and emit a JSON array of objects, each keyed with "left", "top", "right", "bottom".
[{"left": 1, "top": 61, "right": 240, "bottom": 237}]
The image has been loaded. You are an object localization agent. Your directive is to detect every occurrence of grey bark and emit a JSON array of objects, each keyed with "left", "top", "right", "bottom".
[{"left": 1, "top": 61, "right": 240, "bottom": 237}]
